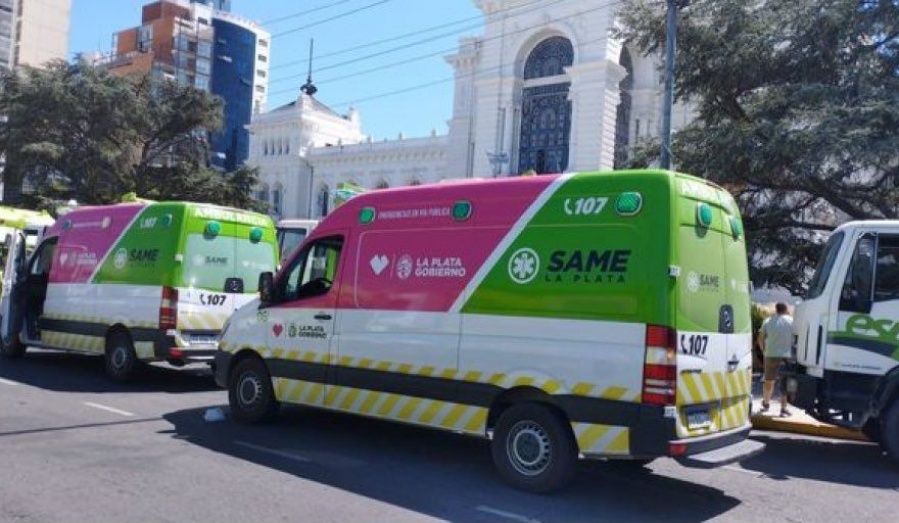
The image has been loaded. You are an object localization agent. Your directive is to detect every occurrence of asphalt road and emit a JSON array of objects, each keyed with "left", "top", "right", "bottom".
[{"left": 2, "top": 350, "right": 898, "bottom": 523}]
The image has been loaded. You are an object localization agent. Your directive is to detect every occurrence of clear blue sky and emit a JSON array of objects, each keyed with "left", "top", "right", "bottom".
[{"left": 69, "top": 0, "right": 483, "bottom": 140}]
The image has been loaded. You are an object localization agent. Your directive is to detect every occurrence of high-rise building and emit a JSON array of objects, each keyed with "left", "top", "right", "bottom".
[
  {"left": 102, "top": 0, "right": 268, "bottom": 170},
  {"left": 208, "top": 12, "right": 269, "bottom": 170},
  {"left": 106, "top": 1, "right": 215, "bottom": 90},
  {"left": 191, "top": 0, "right": 230, "bottom": 12},
  {"left": 0, "top": 0, "right": 72, "bottom": 70}
]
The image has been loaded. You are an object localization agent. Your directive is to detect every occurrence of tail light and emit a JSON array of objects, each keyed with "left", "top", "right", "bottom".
[
  {"left": 643, "top": 325, "right": 677, "bottom": 406},
  {"left": 159, "top": 286, "right": 178, "bottom": 330}
]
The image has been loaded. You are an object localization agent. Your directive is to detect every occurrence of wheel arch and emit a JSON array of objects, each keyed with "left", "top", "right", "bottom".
[{"left": 487, "top": 386, "right": 571, "bottom": 432}]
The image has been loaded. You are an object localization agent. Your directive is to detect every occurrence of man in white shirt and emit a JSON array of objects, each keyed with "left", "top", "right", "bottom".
[{"left": 758, "top": 302, "right": 794, "bottom": 416}]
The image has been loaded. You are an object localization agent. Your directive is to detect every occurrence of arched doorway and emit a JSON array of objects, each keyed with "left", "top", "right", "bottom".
[
  {"left": 614, "top": 47, "right": 634, "bottom": 169},
  {"left": 517, "top": 36, "right": 574, "bottom": 175}
]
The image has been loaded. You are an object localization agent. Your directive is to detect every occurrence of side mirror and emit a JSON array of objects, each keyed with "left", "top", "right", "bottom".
[{"left": 258, "top": 272, "right": 274, "bottom": 304}]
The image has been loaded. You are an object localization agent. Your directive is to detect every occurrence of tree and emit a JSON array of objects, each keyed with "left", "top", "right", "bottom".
[
  {"left": 0, "top": 60, "right": 262, "bottom": 212},
  {"left": 617, "top": 0, "right": 899, "bottom": 293}
]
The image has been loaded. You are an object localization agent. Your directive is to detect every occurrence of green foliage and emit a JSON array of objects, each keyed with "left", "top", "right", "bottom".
[
  {"left": 617, "top": 0, "right": 899, "bottom": 294},
  {"left": 0, "top": 60, "right": 264, "bottom": 212}
]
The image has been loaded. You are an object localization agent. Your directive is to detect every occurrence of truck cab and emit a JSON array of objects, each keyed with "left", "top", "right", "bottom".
[{"left": 790, "top": 220, "right": 899, "bottom": 461}]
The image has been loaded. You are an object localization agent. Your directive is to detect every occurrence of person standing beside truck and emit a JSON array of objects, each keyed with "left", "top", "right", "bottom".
[{"left": 758, "top": 302, "right": 794, "bottom": 416}]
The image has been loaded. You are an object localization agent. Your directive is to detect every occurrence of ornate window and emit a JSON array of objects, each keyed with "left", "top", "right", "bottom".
[
  {"left": 318, "top": 185, "right": 330, "bottom": 217},
  {"left": 272, "top": 184, "right": 283, "bottom": 216},
  {"left": 614, "top": 48, "right": 634, "bottom": 169},
  {"left": 518, "top": 37, "right": 574, "bottom": 175}
]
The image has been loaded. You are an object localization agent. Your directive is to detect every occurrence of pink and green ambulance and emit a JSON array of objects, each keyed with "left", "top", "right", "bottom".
[
  {"left": 214, "top": 169, "right": 763, "bottom": 492},
  {"left": 0, "top": 201, "right": 278, "bottom": 380}
]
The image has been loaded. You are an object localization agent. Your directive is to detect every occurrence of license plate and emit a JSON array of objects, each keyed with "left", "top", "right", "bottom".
[
  {"left": 686, "top": 408, "right": 711, "bottom": 429},
  {"left": 188, "top": 335, "right": 217, "bottom": 345}
]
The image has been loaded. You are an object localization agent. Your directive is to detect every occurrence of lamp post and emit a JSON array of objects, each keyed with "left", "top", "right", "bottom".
[{"left": 661, "top": 0, "right": 689, "bottom": 170}]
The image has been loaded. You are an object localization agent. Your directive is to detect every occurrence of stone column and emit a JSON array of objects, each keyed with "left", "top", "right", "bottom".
[{"left": 565, "top": 59, "right": 627, "bottom": 172}]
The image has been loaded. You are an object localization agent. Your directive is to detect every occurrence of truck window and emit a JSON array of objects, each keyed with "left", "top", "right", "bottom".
[
  {"left": 277, "top": 229, "right": 308, "bottom": 260},
  {"left": 281, "top": 237, "right": 343, "bottom": 301},
  {"left": 839, "top": 233, "right": 876, "bottom": 313},
  {"left": 806, "top": 231, "right": 844, "bottom": 300},
  {"left": 874, "top": 235, "right": 899, "bottom": 302}
]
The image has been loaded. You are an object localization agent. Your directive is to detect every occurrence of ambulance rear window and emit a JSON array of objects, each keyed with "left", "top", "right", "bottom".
[{"left": 183, "top": 233, "right": 276, "bottom": 291}]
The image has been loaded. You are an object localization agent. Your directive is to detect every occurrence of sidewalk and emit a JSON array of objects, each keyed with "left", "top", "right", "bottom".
[{"left": 749, "top": 374, "right": 868, "bottom": 442}]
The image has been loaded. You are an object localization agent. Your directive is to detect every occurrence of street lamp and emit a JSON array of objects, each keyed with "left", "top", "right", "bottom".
[{"left": 661, "top": 0, "right": 690, "bottom": 170}]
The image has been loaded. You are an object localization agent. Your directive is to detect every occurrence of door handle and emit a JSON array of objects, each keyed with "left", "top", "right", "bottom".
[{"left": 314, "top": 313, "right": 332, "bottom": 321}]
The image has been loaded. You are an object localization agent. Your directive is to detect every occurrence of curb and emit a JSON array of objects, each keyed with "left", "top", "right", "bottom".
[{"left": 750, "top": 414, "right": 869, "bottom": 442}]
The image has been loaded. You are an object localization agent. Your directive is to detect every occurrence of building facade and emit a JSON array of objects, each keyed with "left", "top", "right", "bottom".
[
  {"left": 0, "top": 0, "right": 71, "bottom": 70},
  {"left": 102, "top": 0, "right": 268, "bottom": 170},
  {"left": 251, "top": 0, "right": 694, "bottom": 219}
]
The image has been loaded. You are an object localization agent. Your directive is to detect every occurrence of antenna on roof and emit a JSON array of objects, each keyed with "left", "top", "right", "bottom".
[{"left": 300, "top": 39, "right": 318, "bottom": 97}]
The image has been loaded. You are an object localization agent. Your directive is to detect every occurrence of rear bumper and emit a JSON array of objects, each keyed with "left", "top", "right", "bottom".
[
  {"left": 157, "top": 330, "right": 220, "bottom": 362},
  {"left": 627, "top": 403, "right": 761, "bottom": 465}
]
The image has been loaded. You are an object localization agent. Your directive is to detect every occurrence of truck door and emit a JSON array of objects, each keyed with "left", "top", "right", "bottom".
[
  {"left": 826, "top": 232, "right": 899, "bottom": 377},
  {"left": 794, "top": 231, "right": 846, "bottom": 376},
  {"left": 265, "top": 234, "right": 344, "bottom": 407}
]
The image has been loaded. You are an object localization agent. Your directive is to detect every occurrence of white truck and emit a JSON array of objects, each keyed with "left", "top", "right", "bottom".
[
  {"left": 789, "top": 220, "right": 899, "bottom": 462},
  {"left": 275, "top": 218, "right": 318, "bottom": 261}
]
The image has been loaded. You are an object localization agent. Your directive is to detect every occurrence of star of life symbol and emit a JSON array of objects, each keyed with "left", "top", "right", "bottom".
[{"left": 508, "top": 248, "right": 539, "bottom": 284}]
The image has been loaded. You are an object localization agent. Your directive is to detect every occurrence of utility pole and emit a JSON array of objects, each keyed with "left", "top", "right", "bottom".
[{"left": 660, "top": 0, "right": 684, "bottom": 170}]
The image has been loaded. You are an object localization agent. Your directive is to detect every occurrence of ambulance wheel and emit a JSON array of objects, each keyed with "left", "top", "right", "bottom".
[
  {"left": 491, "top": 403, "right": 577, "bottom": 493},
  {"left": 229, "top": 357, "right": 279, "bottom": 423},
  {"left": 882, "top": 400, "right": 899, "bottom": 465},
  {"left": 105, "top": 332, "right": 138, "bottom": 381},
  {"left": 0, "top": 334, "right": 26, "bottom": 358}
]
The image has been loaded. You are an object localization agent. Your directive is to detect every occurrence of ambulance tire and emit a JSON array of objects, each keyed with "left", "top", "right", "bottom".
[
  {"left": 882, "top": 400, "right": 899, "bottom": 465},
  {"left": 492, "top": 403, "right": 577, "bottom": 493},
  {"left": 0, "top": 334, "right": 26, "bottom": 359},
  {"left": 229, "top": 357, "right": 279, "bottom": 423},
  {"left": 105, "top": 332, "right": 138, "bottom": 382}
]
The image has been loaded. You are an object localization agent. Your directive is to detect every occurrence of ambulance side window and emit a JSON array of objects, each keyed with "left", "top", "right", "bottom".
[
  {"left": 30, "top": 239, "right": 57, "bottom": 277},
  {"left": 280, "top": 236, "right": 343, "bottom": 302},
  {"left": 874, "top": 235, "right": 899, "bottom": 302}
]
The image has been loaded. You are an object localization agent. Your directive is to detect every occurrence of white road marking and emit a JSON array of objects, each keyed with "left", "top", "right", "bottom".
[
  {"left": 724, "top": 465, "right": 764, "bottom": 477},
  {"left": 475, "top": 506, "right": 541, "bottom": 523},
  {"left": 0, "top": 378, "right": 19, "bottom": 386},
  {"left": 83, "top": 402, "right": 135, "bottom": 417},
  {"left": 234, "top": 440, "right": 311, "bottom": 463}
]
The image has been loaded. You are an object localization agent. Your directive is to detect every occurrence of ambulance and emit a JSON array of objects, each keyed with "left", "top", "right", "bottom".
[
  {"left": 0, "top": 201, "right": 278, "bottom": 381},
  {"left": 214, "top": 169, "right": 764, "bottom": 492}
]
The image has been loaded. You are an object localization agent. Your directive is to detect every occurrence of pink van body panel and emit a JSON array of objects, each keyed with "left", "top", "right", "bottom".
[{"left": 277, "top": 176, "right": 556, "bottom": 312}]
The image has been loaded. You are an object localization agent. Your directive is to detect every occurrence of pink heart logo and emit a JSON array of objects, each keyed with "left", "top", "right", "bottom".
[{"left": 272, "top": 324, "right": 284, "bottom": 337}]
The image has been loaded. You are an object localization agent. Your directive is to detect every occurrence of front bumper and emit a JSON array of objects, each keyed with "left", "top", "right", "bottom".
[{"left": 213, "top": 350, "right": 233, "bottom": 389}]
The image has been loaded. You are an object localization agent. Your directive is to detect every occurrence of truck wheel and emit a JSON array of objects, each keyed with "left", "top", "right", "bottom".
[
  {"left": 491, "top": 403, "right": 577, "bottom": 493},
  {"left": 882, "top": 400, "right": 899, "bottom": 465},
  {"left": 228, "top": 358, "right": 279, "bottom": 423},
  {"left": 0, "top": 334, "right": 26, "bottom": 359},
  {"left": 105, "top": 332, "right": 138, "bottom": 381}
]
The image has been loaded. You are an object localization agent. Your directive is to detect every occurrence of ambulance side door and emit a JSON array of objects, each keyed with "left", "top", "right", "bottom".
[{"left": 264, "top": 234, "right": 345, "bottom": 407}]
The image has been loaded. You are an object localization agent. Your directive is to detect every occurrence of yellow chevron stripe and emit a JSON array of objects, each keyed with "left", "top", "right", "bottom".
[{"left": 419, "top": 400, "right": 444, "bottom": 425}]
